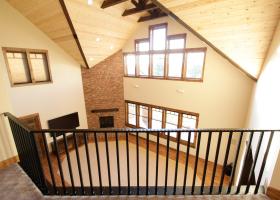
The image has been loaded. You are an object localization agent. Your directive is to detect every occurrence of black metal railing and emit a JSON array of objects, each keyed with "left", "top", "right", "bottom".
[{"left": 4, "top": 112, "right": 277, "bottom": 196}]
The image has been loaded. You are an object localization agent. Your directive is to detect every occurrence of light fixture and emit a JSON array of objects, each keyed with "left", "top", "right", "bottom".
[
  {"left": 96, "top": 37, "right": 100, "bottom": 42},
  {"left": 89, "top": 57, "right": 94, "bottom": 61},
  {"left": 87, "top": 0, "right": 93, "bottom": 5},
  {"left": 110, "top": 45, "right": 114, "bottom": 50}
]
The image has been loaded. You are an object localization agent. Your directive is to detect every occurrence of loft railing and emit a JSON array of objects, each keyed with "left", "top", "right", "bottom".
[{"left": 4, "top": 112, "right": 277, "bottom": 196}]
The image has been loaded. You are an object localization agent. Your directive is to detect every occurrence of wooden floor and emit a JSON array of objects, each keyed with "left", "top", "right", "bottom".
[{"left": 41, "top": 134, "right": 229, "bottom": 188}]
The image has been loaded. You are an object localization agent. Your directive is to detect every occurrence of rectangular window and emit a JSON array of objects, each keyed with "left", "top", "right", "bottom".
[
  {"left": 152, "top": 54, "right": 165, "bottom": 77},
  {"left": 29, "top": 53, "right": 50, "bottom": 82},
  {"left": 139, "top": 105, "right": 149, "bottom": 128},
  {"left": 168, "top": 53, "right": 184, "bottom": 78},
  {"left": 150, "top": 23, "right": 167, "bottom": 50},
  {"left": 139, "top": 54, "right": 149, "bottom": 76},
  {"left": 181, "top": 114, "right": 197, "bottom": 143},
  {"left": 3, "top": 48, "right": 51, "bottom": 86},
  {"left": 186, "top": 50, "right": 206, "bottom": 79},
  {"left": 125, "top": 54, "right": 136, "bottom": 76},
  {"left": 125, "top": 101, "right": 199, "bottom": 146},
  {"left": 124, "top": 23, "right": 206, "bottom": 82},
  {"left": 152, "top": 108, "right": 163, "bottom": 129},
  {"left": 127, "top": 103, "right": 136, "bottom": 126},
  {"left": 136, "top": 39, "right": 149, "bottom": 52},
  {"left": 168, "top": 34, "right": 186, "bottom": 49}
]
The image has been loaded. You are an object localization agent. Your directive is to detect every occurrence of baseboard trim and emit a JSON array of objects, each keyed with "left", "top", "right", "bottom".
[
  {"left": 267, "top": 186, "right": 280, "bottom": 200},
  {"left": 0, "top": 156, "right": 19, "bottom": 169}
]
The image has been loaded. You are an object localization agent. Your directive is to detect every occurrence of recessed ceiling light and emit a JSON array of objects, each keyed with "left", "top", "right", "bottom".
[
  {"left": 89, "top": 57, "right": 94, "bottom": 61},
  {"left": 110, "top": 45, "right": 114, "bottom": 50},
  {"left": 87, "top": 0, "right": 93, "bottom": 5},
  {"left": 96, "top": 37, "right": 100, "bottom": 42}
]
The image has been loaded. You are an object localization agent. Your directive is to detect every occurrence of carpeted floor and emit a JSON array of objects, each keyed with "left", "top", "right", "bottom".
[{"left": 0, "top": 164, "right": 271, "bottom": 200}]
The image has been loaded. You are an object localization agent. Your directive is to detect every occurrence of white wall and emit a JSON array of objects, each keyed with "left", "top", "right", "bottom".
[
  {"left": 246, "top": 21, "right": 280, "bottom": 187},
  {"left": 122, "top": 17, "right": 255, "bottom": 165},
  {"left": 0, "top": 1, "right": 88, "bottom": 161}
]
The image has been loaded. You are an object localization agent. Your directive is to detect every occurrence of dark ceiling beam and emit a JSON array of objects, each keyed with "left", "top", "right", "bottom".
[
  {"left": 59, "top": 0, "right": 89, "bottom": 68},
  {"left": 122, "top": 3, "right": 157, "bottom": 16},
  {"left": 138, "top": 10, "right": 167, "bottom": 22},
  {"left": 101, "top": 0, "right": 128, "bottom": 9},
  {"left": 150, "top": 0, "right": 257, "bottom": 81}
]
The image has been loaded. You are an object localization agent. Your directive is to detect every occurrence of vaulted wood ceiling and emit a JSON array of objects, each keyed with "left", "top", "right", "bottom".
[
  {"left": 155, "top": 0, "right": 280, "bottom": 78},
  {"left": 7, "top": 0, "right": 280, "bottom": 79},
  {"left": 7, "top": 0, "right": 87, "bottom": 67}
]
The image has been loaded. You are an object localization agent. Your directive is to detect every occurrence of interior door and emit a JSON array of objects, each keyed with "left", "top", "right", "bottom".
[{"left": 19, "top": 113, "right": 45, "bottom": 158}]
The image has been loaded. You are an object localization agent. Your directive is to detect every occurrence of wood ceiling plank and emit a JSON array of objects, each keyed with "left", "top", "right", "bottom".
[
  {"left": 156, "top": 0, "right": 280, "bottom": 78},
  {"left": 7, "top": 0, "right": 87, "bottom": 67}
]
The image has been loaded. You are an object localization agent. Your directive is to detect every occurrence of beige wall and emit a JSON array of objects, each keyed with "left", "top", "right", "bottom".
[
  {"left": 0, "top": 1, "right": 88, "bottom": 161},
  {"left": 123, "top": 17, "right": 255, "bottom": 165},
  {"left": 246, "top": 21, "right": 280, "bottom": 188}
]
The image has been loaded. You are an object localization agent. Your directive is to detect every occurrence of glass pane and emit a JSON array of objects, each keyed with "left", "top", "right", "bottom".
[
  {"left": 181, "top": 114, "right": 197, "bottom": 143},
  {"left": 7, "top": 52, "right": 31, "bottom": 84},
  {"left": 181, "top": 132, "right": 196, "bottom": 143},
  {"left": 168, "top": 53, "right": 183, "bottom": 78},
  {"left": 137, "top": 41, "right": 149, "bottom": 52},
  {"left": 169, "top": 38, "right": 185, "bottom": 49},
  {"left": 186, "top": 52, "right": 205, "bottom": 79},
  {"left": 29, "top": 53, "right": 50, "bottom": 82},
  {"left": 166, "top": 111, "right": 179, "bottom": 138},
  {"left": 128, "top": 103, "right": 136, "bottom": 125},
  {"left": 139, "top": 105, "right": 148, "bottom": 128},
  {"left": 139, "top": 55, "right": 149, "bottom": 76},
  {"left": 152, "top": 108, "right": 163, "bottom": 129},
  {"left": 152, "top": 28, "right": 166, "bottom": 50},
  {"left": 152, "top": 54, "right": 165, "bottom": 77},
  {"left": 125, "top": 54, "right": 136, "bottom": 76}
]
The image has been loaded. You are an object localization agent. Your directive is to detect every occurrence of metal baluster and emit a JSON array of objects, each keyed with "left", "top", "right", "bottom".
[
  {"left": 126, "top": 132, "right": 130, "bottom": 195},
  {"left": 42, "top": 132, "right": 57, "bottom": 194},
  {"left": 146, "top": 132, "right": 149, "bottom": 195},
  {"left": 104, "top": 132, "right": 112, "bottom": 194},
  {"left": 227, "top": 132, "right": 244, "bottom": 194},
  {"left": 115, "top": 132, "right": 121, "bottom": 194},
  {"left": 83, "top": 133, "right": 94, "bottom": 195},
  {"left": 254, "top": 131, "right": 274, "bottom": 194},
  {"left": 183, "top": 131, "right": 191, "bottom": 195},
  {"left": 164, "top": 132, "right": 170, "bottom": 195},
  {"left": 94, "top": 132, "right": 103, "bottom": 194},
  {"left": 219, "top": 131, "right": 233, "bottom": 194},
  {"left": 62, "top": 133, "right": 75, "bottom": 194},
  {"left": 155, "top": 131, "right": 160, "bottom": 195},
  {"left": 173, "top": 132, "right": 181, "bottom": 195},
  {"left": 210, "top": 132, "right": 222, "bottom": 194},
  {"left": 236, "top": 131, "right": 254, "bottom": 194},
  {"left": 201, "top": 131, "right": 213, "bottom": 194},
  {"left": 245, "top": 131, "right": 264, "bottom": 194},
  {"left": 136, "top": 132, "right": 140, "bottom": 195},
  {"left": 192, "top": 131, "right": 201, "bottom": 195},
  {"left": 52, "top": 133, "right": 66, "bottom": 194},
  {"left": 73, "top": 132, "right": 84, "bottom": 194}
]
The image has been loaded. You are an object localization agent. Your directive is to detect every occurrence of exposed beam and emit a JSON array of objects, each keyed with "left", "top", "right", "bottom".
[
  {"left": 151, "top": 0, "right": 257, "bottom": 81},
  {"left": 101, "top": 0, "right": 128, "bottom": 9},
  {"left": 123, "top": 3, "right": 157, "bottom": 16},
  {"left": 138, "top": 10, "right": 167, "bottom": 22},
  {"left": 59, "top": 0, "right": 89, "bottom": 68}
]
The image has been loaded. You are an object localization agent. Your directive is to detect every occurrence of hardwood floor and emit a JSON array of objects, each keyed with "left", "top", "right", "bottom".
[{"left": 40, "top": 134, "right": 229, "bottom": 188}]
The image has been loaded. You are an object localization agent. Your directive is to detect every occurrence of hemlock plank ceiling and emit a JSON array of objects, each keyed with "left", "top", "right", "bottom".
[
  {"left": 7, "top": 0, "right": 280, "bottom": 79},
  {"left": 155, "top": 0, "right": 280, "bottom": 78},
  {"left": 63, "top": 0, "right": 141, "bottom": 67},
  {"left": 7, "top": 0, "right": 87, "bottom": 67}
]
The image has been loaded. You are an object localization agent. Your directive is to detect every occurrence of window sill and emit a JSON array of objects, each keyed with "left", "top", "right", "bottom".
[{"left": 124, "top": 76, "right": 203, "bottom": 82}]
